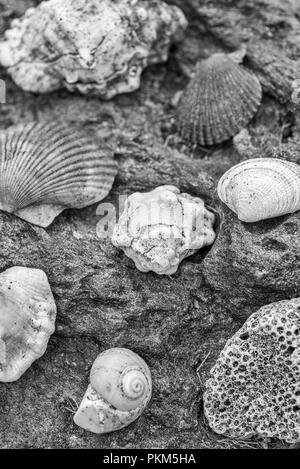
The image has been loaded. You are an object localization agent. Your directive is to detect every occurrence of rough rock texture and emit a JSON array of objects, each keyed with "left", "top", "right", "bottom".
[
  {"left": 204, "top": 298, "right": 300, "bottom": 443},
  {"left": 0, "top": 0, "right": 299, "bottom": 449}
]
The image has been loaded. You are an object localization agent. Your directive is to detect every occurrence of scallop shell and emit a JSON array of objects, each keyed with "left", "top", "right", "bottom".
[
  {"left": 176, "top": 52, "right": 262, "bottom": 146},
  {"left": 217, "top": 158, "right": 300, "bottom": 222},
  {"left": 0, "top": 122, "right": 117, "bottom": 227},
  {"left": 111, "top": 185, "right": 216, "bottom": 275},
  {"left": 0, "top": 267, "right": 57, "bottom": 382},
  {"left": 0, "top": 0, "right": 187, "bottom": 98},
  {"left": 74, "top": 348, "right": 152, "bottom": 434}
]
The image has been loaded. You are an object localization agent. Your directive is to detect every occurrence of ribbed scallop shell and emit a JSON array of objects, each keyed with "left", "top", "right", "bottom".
[
  {"left": 217, "top": 158, "right": 300, "bottom": 222},
  {"left": 0, "top": 267, "right": 57, "bottom": 382},
  {"left": 74, "top": 348, "right": 152, "bottom": 434},
  {"left": 0, "top": 122, "right": 117, "bottom": 227},
  {"left": 176, "top": 53, "right": 262, "bottom": 147},
  {"left": 111, "top": 185, "right": 216, "bottom": 275}
]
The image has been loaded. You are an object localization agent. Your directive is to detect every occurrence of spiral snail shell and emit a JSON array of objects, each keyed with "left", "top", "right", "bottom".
[{"left": 74, "top": 348, "right": 152, "bottom": 434}]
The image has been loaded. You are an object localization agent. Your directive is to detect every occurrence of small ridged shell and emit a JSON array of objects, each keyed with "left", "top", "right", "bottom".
[
  {"left": 0, "top": 267, "right": 57, "bottom": 382},
  {"left": 176, "top": 53, "right": 262, "bottom": 146},
  {"left": 0, "top": 122, "right": 117, "bottom": 227},
  {"left": 74, "top": 348, "right": 152, "bottom": 434},
  {"left": 217, "top": 158, "right": 300, "bottom": 222},
  {"left": 111, "top": 185, "right": 216, "bottom": 275}
]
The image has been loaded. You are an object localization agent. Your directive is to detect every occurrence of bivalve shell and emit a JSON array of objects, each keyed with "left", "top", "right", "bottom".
[
  {"left": 217, "top": 158, "right": 300, "bottom": 222},
  {"left": 176, "top": 52, "right": 262, "bottom": 147},
  {"left": 0, "top": 267, "right": 57, "bottom": 382},
  {"left": 0, "top": 122, "right": 117, "bottom": 227}
]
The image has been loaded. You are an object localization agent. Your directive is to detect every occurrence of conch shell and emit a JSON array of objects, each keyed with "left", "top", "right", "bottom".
[
  {"left": 176, "top": 52, "right": 262, "bottom": 146},
  {"left": 0, "top": 267, "right": 57, "bottom": 382},
  {"left": 217, "top": 158, "right": 300, "bottom": 222},
  {"left": 74, "top": 348, "right": 152, "bottom": 434},
  {"left": 111, "top": 185, "right": 216, "bottom": 275},
  {"left": 0, "top": 121, "right": 117, "bottom": 227},
  {"left": 0, "top": 0, "right": 187, "bottom": 99}
]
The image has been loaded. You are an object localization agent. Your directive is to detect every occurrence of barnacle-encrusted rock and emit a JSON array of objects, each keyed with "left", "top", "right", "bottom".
[
  {"left": 0, "top": 0, "right": 187, "bottom": 98},
  {"left": 74, "top": 348, "right": 152, "bottom": 434},
  {"left": 111, "top": 185, "right": 216, "bottom": 275},
  {"left": 176, "top": 52, "right": 262, "bottom": 147},
  {"left": 204, "top": 298, "right": 300, "bottom": 443},
  {"left": 0, "top": 267, "right": 57, "bottom": 382},
  {"left": 0, "top": 121, "right": 117, "bottom": 227},
  {"left": 217, "top": 158, "right": 300, "bottom": 222}
]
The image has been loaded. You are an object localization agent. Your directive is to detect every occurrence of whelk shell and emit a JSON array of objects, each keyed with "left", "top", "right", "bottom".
[
  {"left": 0, "top": 122, "right": 117, "bottom": 227},
  {"left": 0, "top": 0, "right": 187, "bottom": 98},
  {"left": 217, "top": 158, "right": 300, "bottom": 222},
  {"left": 111, "top": 185, "right": 216, "bottom": 275},
  {"left": 0, "top": 267, "right": 57, "bottom": 382},
  {"left": 176, "top": 52, "right": 262, "bottom": 147},
  {"left": 74, "top": 348, "right": 152, "bottom": 434}
]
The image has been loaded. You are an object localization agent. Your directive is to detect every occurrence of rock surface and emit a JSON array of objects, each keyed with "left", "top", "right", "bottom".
[{"left": 0, "top": 0, "right": 299, "bottom": 449}]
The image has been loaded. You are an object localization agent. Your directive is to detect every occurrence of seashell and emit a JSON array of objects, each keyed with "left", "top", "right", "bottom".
[
  {"left": 217, "top": 158, "right": 300, "bottom": 222},
  {"left": 74, "top": 348, "right": 152, "bottom": 434},
  {"left": 176, "top": 52, "right": 262, "bottom": 146},
  {"left": 0, "top": 0, "right": 187, "bottom": 99},
  {"left": 0, "top": 267, "right": 57, "bottom": 382},
  {"left": 0, "top": 121, "right": 117, "bottom": 227},
  {"left": 111, "top": 185, "right": 216, "bottom": 275}
]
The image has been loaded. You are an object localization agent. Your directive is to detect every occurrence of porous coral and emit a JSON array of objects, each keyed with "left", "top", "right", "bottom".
[{"left": 204, "top": 298, "right": 300, "bottom": 443}]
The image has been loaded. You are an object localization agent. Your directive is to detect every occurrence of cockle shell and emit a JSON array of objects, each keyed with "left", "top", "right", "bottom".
[
  {"left": 0, "top": 121, "right": 117, "bottom": 227},
  {"left": 176, "top": 52, "right": 262, "bottom": 146},
  {"left": 0, "top": 0, "right": 187, "bottom": 99},
  {"left": 74, "top": 348, "right": 152, "bottom": 434},
  {"left": 0, "top": 267, "right": 56, "bottom": 382},
  {"left": 111, "top": 185, "right": 216, "bottom": 275},
  {"left": 217, "top": 158, "right": 300, "bottom": 222}
]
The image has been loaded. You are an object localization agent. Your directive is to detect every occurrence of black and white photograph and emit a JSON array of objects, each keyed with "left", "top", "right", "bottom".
[{"left": 0, "top": 0, "right": 299, "bottom": 453}]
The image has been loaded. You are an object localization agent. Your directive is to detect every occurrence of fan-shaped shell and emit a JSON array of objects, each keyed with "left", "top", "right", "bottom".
[
  {"left": 176, "top": 52, "right": 262, "bottom": 147},
  {"left": 0, "top": 122, "right": 117, "bottom": 227},
  {"left": 0, "top": 266, "right": 57, "bottom": 382},
  {"left": 217, "top": 158, "right": 300, "bottom": 222},
  {"left": 74, "top": 348, "right": 152, "bottom": 434},
  {"left": 111, "top": 185, "right": 216, "bottom": 275}
]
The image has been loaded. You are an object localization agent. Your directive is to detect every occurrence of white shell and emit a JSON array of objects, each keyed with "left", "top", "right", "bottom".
[
  {"left": 217, "top": 158, "right": 300, "bottom": 222},
  {"left": 0, "top": 122, "right": 117, "bottom": 227},
  {"left": 0, "top": 267, "right": 57, "bottom": 382},
  {"left": 111, "top": 185, "right": 216, "bottom": 275},
  {"left": 0, "top": 0, "right": 187, "bottom": 99},
  {"left": 74, "top": 348, "right": 152, "bottom": 434}
]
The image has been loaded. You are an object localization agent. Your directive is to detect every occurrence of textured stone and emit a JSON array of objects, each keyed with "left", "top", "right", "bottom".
[{"left": 0, "top": 0, "right": 299, "bottom": 450}]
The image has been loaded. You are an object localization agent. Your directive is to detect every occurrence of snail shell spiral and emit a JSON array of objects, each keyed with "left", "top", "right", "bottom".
[{"left": 74, "top": 348, "right": 152, "bottom": 434}]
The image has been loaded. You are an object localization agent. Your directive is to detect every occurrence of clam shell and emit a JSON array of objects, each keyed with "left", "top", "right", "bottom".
[
  {"left": 176, "top": 53, "right": 262, "bottom": 146},
  {"left": 74, "top": 348, "right": 152, "bottom": 434},
  {"left": 0, "top": 267, "right": 57, "bottom": 382},
  {"left": 217, "top": 158, "right": 300, "bottom": 222},
  {"left": 111, "top": 185, "right": 216, "bottom": 275},
  {"left": 0, "top": 122, "right": 117, "bottom": 227}
]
